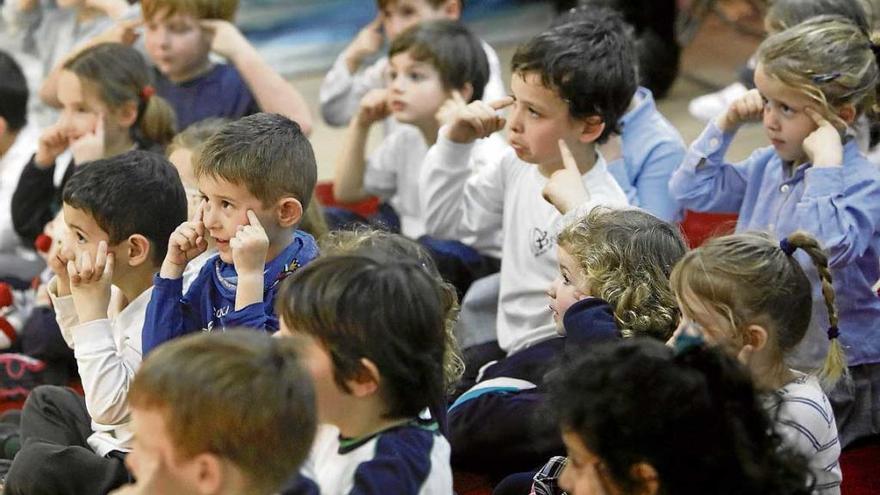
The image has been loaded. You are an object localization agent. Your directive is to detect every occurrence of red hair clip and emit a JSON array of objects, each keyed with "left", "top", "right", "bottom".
[{"left": 140, "top": 85, "right": 156, "bottom": 102}]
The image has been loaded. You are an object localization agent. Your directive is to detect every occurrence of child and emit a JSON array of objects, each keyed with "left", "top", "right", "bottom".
[
  {"left": 670, "top": 231, "right": 844, "bottom": 494},
  {"left": 277, "top": 254, "right": 452, "bottom": 494},
  {"left": 4, "top": 150, "right": 187, "bottom": 495},
  {"left": 419, "top": 8, "right": 633, "bottom": 357},
  {"left": 0, "top": 50, "right": 43, "bottom": 282},
  {"left": 142, "top": 113, "right": 319, "bottom": 355},
  {"left": 141, "top": 0, "right": 313, "bottom": 133},
  {"left": 448, "top": 208, "right": 686, "bottom": 477},
  {"left": 543, "top": 339, "right": 814, "bottom": 495},
  {"left": 111, "top": 331, "right": 317, "bottom": 495},
  {"left": 320, "top": 0, "right": 506, "bottom": 128},
  {"left": 668, "top": 16, "right": 880, "bottom": 448},
  {"left": 11, "top": 42, "right": 176, "bottom": 247}
]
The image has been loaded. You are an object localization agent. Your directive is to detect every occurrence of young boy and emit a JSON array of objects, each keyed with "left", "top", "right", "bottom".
[
  {"left": 0, "top": 50, "right": 42, "bottom": 282},
  {"left": 277, "top": 255, "right": 452, "bottom": 494},
  {"left": 110, "top": 331, "right": 317, "bottom": 495},
  {"left": 333, "top": 20, "right": 504, "bottom": 246},
  {"left": 419, "top": 8, "right": 635, "bottom": 357},
  {"left": 4, "top": 150, "right": 187, "bottom": 495},
  {"left": 320, "top": 0, "right": 506, "bottom": 128},
  {"left": 142, "top": 113, "right": 319, "bottom": 356},
  {"left": 141, "top": 0, "right": 313, "bottom": 133}
]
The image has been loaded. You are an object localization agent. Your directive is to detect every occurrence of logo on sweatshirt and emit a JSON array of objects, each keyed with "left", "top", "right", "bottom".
[{"left": 530, "top": 228, "right": 554, "bottom": 257}]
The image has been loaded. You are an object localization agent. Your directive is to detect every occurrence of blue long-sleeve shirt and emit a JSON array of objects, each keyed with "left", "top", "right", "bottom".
[
  {"left": 608, "top": 87, "right": 685, "bottom": 222},
  {"left": 669, "top": 122, "right": 880, "bottom": 368},
  {"left": 141, "top": 231, "right": 318, "bottom": 355}
]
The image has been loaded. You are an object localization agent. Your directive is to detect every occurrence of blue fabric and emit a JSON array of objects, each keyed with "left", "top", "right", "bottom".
[
  {"left": 141, "top": 231, "right": 319, "bottom": 355},
  {"left": 563, "top": 297, "right": 620, "bottom": 352},
  {"left": 609, "top": 87, "right": 685, "bottom": 221},
  {"left": 348, "top": 423, "right": 437, "bottom": 495},
  {"left": 670, "top": 122, "right": 880, "bottom": 367},
  {"left": 154, "top": 64, "right": 260, "bottom": 131}
]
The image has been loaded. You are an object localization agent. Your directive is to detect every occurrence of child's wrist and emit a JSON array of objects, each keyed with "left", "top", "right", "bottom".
[{"left": 159, "top": 260, "right": 186, "bottom": 280}]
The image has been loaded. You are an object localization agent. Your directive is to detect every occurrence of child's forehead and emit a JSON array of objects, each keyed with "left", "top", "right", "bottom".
[
  {"left": 389, "top": 50, "right": 436, "bottom": 70},
  {"left": 511, "top": 71, "right": 567, "bottom": 108}
]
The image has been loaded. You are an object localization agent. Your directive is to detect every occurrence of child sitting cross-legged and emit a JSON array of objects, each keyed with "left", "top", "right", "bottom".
[
  {"left": 4, "top": 150, "right": 188, "bottom": 495},
  {"left": 110, "top": 330, "right": 317, "bottom": 495},
  {"left": 142, "top": 113, "right": 319, "bottom": 355},
  {"left": 277, "top": 254, "right": 453, "bottom": 494}
]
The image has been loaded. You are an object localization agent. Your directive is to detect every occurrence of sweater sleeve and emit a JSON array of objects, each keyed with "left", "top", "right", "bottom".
[
  {"left": 11, "top": 155, "right": 64, "bottom": 245},
  {"left": 141, "top": 274, "right": 202, "bottom": 355},
  {"left": 319, "top": 54, "right": 388, "bottom": 127},
  {"left": 630, "top": 138, "right": 684, "bottom": 222}
]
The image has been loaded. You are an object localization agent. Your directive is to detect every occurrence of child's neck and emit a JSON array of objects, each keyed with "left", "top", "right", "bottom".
[
  {"left": 105, "top": 133, "right": 137, "bottom": 159},
  {"left": 0, "top": 130, "right": 19, "bottom": 159},
  {"left": 263, "top": 227, "right": 296, "bottom": 266},
  {"left": 538, "top": 141, "right": 596, "bottom": 178},
  {"left": 414, "top": 118, "right": 441, "bottom": 146},
  {"left": 166, "top": 58, "right": 213, "bottom": 84},
  {"left": 336, "top": 400, "right": 410, "bottom": 440},
  {"left": 114, "top": 266, "right": 156, "bottom": 309},
  {"left": 749, "top": 351, "right": 797, "bottom": 391}
]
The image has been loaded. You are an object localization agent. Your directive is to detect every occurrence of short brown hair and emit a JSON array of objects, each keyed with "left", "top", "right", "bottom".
[
  {"left": 142, "top": 0, "right": 238, "bottom": 22},
  {"left": 129, "top": 331, "right": 316, "bottom": 494},
  {"left": 377, "top": 0, "right": 459, "bottom": 10},
  {"left": 195, "top": 113, "right": 317, "bottom": 210}
]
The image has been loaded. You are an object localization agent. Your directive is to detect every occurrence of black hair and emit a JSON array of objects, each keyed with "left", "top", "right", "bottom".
[
  {"left": 511, "top": 6, "right": 637, "bottom": 143},
  {"left": 0, "top": 50, "right": 28, "bottom": 132},
  {"left": 277, "top": 255, "right": 447, "bottom": 420},
  {"left": 62, "top": 150, "right": 187, "bottom": 266},
  {"left": 548, "top": 339, "right": 814, "bottom": 495},
  {"left": 196, "top": 113, "right": 317, "bottom": 211},
  {"left": 389, "top": 19, "right": 490, "bottom": 102}
]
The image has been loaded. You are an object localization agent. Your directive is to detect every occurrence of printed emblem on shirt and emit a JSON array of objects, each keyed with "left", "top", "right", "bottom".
[{"left": 530, "top": 228, "right": 554, "bottom": 257}]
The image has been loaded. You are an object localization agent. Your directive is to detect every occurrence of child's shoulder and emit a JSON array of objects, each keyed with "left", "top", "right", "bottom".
[{"left": 351, "top": 420, "right": 451, "bottom": 491}]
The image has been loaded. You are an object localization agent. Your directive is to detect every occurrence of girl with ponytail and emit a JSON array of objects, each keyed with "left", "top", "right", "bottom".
[
  {"left": 669, "top": 15, "right": 880, "bottom": 450},
  {"left": 670, "top": 231, "right": 843, "bottom": 494},
  {"left": 12, "top": 42, "right": 177, "bottom": 245}
]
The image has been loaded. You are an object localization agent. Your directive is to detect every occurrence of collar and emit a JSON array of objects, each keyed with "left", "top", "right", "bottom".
[
  {"left": 619, "top": 86, "right": 654, "bottom": 127},
  {"left": 337, "top": 418, "right": 438, "bottom": 455},
  {"left": 213, "top": 230, "right": 317, "bottom": 293}
]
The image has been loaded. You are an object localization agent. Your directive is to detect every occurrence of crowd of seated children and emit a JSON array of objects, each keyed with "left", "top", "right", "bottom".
[
  {"left": 141, "top": 113, "right": 319, "bottom": 355},
  {"left": 4, "top": 150, "right": 186, "bottom": 494},
  {"left": 0, "top": 1, "right": 874, "bottom": 494}
]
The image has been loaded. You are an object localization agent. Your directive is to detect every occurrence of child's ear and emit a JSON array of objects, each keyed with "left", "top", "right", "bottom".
[
  {"left": 114, "top": 100, "right": 139, "bottom": 129},
  {"left": 347, "top": 358, "right": 381, "bottom": 398},
  {"left": 837, "top": 104, "right": 857, "bottom": 126},
  {"left": 576, "top": 116, "right": 605, "bottom": 144},
  {"left": 191, "top": 452, "right": 224, "bottom": 494},
  {"left": 275, "top": 198, "right": 303, "bottom": 228},
  {"left": 456, "top": 83, "right": 474, "bottom": 104},
  {"left": 743, "top": 323, "right": 770, "bottom": 352},
  {"left": 125, "top": 234, "right": 152, "bottom": 267}
]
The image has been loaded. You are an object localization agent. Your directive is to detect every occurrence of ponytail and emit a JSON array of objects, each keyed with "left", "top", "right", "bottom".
[
  {"left": 782, "top": 231, "right": 847, "bottom": 389},
  {"left": 135, "top": 88, "right": 176, "bottom": 148}
]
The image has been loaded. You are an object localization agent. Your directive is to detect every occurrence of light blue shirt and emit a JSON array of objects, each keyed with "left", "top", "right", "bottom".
[
  {"left": 609, "top": 87, "right": 685, "bottom": 221},
  {"left": 670, "top": 121, "right": 880, "bottom": 368}
]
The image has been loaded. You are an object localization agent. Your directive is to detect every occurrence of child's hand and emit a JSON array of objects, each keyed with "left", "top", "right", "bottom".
[
  {"left": 542, "top": 140, "right": 591, "bottom": 214},
  {"left": 71, "top": 114, "right": 106, "bottom": 165},
  {"left": 716, "top": 88, "right": 764, "bottom": 133},
  {"left": 444, "top": 96, "right": 513, "bottom": 144},
  {"left": 344, "top": 15, "right": 384, "bottom": 73},
  {"left": 161, "top": 202, "right": 208, "bottom": 279},
  {"left": 35, "top": 124, "right": 70, "bottom": 169},
  {"left": 435, "top": 90, "right": 467, "bottom": 127},
  {"left": 200, "top": 19, "right": 250, "bottom": 62},
  {"left": 95, "top": 18, "right": 142, "bottom": 46},
  {"left": 355, "top": 88, "right": 390, "bottom": 127},
  {"left": 803, "top": 107, "right": 843, "bottom": 168},
  {"left": 67, "top": 241, "right": 114, "bottom": 323},
  {"left": 231, "top": 210, "right": 269, "bottom": 276},
  {"left": 48, "top": 240, "right": 75, "bottom": 297}
]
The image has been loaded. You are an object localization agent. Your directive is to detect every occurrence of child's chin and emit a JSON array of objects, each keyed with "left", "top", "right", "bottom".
[{"left": 218, "top": 251, "right": 234, "bottom": 264}]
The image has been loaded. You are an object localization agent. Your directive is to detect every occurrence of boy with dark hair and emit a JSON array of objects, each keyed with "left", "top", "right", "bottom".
[
  {"left": 277, "top": 255, "right": 452, "bottom": 494},
  {"left": 0, "top": 49, "right": 42, "bottom": 282},
  {"left": 111, "top": 331, "right": 317, "bottom": 495},
  {"left": 320, "top": 0, "right": 505, "bottom": 128},
  {"left": 139, "top": 0, "right": 313, "bottom": 132},
  {"left": 5, "top": 150, "right": 188, "bottom": 495},
  {"left": 142, "top": 112, "right": 319, "bottom": 355},
  {"left": 420, "top": 8, "right": 634, "bottom": 358}
]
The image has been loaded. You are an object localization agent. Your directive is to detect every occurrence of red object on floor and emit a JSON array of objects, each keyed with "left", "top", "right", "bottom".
[
  {"left": 678, "top": 210, "right": 739, "bottom": 248},
  {"left": 314, "top": 181, "right": 380, "bottom": 218},
  {"left": 840, "top": 437, "right": 880, "bottom": 495},
  {"left": 453, "top": 471, "right": 493, "bottom": 495}
]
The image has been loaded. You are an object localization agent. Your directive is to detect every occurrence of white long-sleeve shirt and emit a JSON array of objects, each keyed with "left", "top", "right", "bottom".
[
  {"left": 320, "top": 40, "right": 507, "bottom": 128},
  {"left": 420, "top": 134, "right": 628, "bottom": 354},
  {"left": 49, "top": 280, "right": 151, "bottom": 456}
]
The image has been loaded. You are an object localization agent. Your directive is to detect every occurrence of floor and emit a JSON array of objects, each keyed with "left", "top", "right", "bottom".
[{"left": 296, "top": 6, "right": 769, "bottom": 180}]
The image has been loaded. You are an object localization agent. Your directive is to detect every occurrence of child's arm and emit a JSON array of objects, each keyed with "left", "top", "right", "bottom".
[
  {"left": 668, "top": 89, "right": 766, "bottom": 213},
  {"left": 319, "top": 17, "right": 387, "bottom": 127},
  {"left": 420, "top": 96, "right": 514, "bottom": 241},
  {"left": 66, "top": 242, "right": 139, "bottom": 426},
  {"left": 200, "top": 20, "right": 313, "bottom": 136},
  {"left": 796, "top": 109, "right": 880, "bottom": 267},
  {"left": 333, "top": 89, "right": 390, "bottom": 203}
]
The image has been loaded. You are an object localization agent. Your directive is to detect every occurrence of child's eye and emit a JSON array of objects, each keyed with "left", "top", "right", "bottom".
[
  {"left": 388, "top": 70, "right": 398, "bottom": 81},
  {"left": 528, "top": 107, "right": 541, "bottom": 118},
  {"left": 221, "top": 200, "right": 233, "bottom": 209},
  {"left": 75, "top": 232, "right": 86, "bottom": 243},
  {"left": 761, "top": 96, "right": 769, "bottom": 107},
  {"left": 780, "top": 104, "right": 795, "bottom": 116},
  {"left": 408, "top": 71, "right": 426, "bottom": 82},
  {"left": 562, "top": 273, "right": 571, "bottom": 285}
]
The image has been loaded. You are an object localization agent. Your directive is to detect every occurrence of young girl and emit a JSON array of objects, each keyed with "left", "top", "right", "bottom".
[
  {"left": 548, "top": 339, "right": 814, "bottom": 495},
  {"left": 669, "top": 16, "right": 880, "bottom": 448},
  {"left": 11, "top": 42, "right": 176, "bottom": 247},
  {"left": 670, "top": 231, "right": 843, "bottom": 494}
]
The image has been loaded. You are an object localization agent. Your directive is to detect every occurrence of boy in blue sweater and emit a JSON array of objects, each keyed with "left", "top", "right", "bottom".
[{"left": 142, "top": 113, "right": 319, "bottom": 355}]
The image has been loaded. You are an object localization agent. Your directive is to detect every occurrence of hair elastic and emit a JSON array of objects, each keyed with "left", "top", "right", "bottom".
[
  {"left": 779, "top": 238, "right": 797, "bottom": 256},
  {"left": 140, "top": 85, "right": 155, "bottom": 102},
  {"left": 827, "top": 325, "right": 840, "bottom": 340}
]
